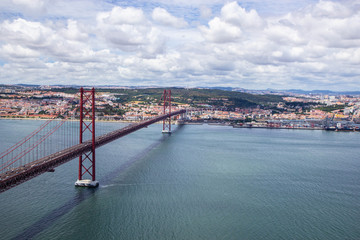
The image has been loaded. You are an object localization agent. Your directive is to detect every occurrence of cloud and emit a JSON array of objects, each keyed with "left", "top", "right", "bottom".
[
  {"left": 152, "top": 7, "right": 188, "bottom": 28},
  {"left": 220, "top": 1, "right": 265, "bottom": 29},
  {"left": 0, "top": 0, "right": 359, "bottom": 90},
  {"left": 12, "top": 0, "right": 45, "bottom": 8},
  {"left": 96, "top": 6, "right": 166, "bottom": 56},
  {"left": 199, "top": 2, "right": 264, "bottom": 43},
  {"left": 265, "top": 24, "right": 306, "bottom": 46},
  {"left": 97, "top": 6, "right": 146, "bottom": 25},
  {"left": 200, "top": 6, "right": 212, "bottom": 19},
  {"left": 59, "top": 20, "right": 88, "bottom": 42},
  {"left": 310, "top": 0, "right": 353, "bottom": 18},
  {"left": 195, "top": 0, "right": 360, "bottom": 89},
  {"left": 199, "top": 17, "right": 242, "bottom": 43},
  {"left": 0, "top": 44, "right": 40, "bottom": 59},
  {"left": 0, "top": 18, "right": 54, "bottom": 48},
  {"left": 11, "top": 0, "right": 47, "bottom": 16},
  {"left": 0, "top": 18, "right": 110, "bottom": 63}
]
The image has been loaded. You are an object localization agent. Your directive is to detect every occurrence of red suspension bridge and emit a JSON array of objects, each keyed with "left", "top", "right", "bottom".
[{"left": 0, "top": 89, "right": 186, "bottom": 193}]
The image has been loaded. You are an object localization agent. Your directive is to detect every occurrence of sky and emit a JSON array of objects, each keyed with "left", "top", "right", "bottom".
[{"left": 0, "top": 0, "right": 359, "bottom": 90}]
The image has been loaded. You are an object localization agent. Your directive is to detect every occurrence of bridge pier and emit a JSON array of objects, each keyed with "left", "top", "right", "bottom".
[{"left": 75, "top": 179, "right": 99, "bottom": 187}]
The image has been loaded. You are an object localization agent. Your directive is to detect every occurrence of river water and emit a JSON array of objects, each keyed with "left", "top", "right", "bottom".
[{"left": 0, "top": 119, "right": 359, "bottom": 240}]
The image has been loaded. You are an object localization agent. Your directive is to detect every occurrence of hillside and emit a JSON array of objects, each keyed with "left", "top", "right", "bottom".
[
  {"left": 16, "top": 87, "right": 284, "bottom": 109},
  {"left": 100, "top": 88, "right": 283, "bottom": 109}
]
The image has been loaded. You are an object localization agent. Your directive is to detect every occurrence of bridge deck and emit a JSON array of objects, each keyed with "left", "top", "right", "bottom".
[{"left": 0, "top": 109, "right": 186, "bottom": 193}]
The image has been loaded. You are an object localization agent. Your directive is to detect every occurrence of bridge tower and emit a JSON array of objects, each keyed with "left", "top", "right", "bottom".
[
  {"left": 162, "top": 89, "right": 172, "bottom": 134},
  {"left": 75, "top": 87, "right": 99, "bottom": 188}
]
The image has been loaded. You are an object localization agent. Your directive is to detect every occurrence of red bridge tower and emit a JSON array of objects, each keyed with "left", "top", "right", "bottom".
[
  {"left": 162, "top": 89, "right": 172, "bottom": 134},
  {"left": 75, "top": 87, "right": 99, "bottom": 188}
]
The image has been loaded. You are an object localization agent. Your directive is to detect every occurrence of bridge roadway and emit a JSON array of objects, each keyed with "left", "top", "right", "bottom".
[{"left": 0, "top": 109, "right": 186, "bottom": 193}]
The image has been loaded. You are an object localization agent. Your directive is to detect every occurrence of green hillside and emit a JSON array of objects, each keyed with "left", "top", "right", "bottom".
[
  {"left": 100, "top": 88, "right": 283, "bottom": 109},
  {"left": 47, "top": 87, "right": 283, "bottom": 109}
]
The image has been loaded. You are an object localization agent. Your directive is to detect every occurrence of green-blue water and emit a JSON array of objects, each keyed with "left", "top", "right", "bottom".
[{"left": 0, "top": 119, "right": 360, "bottom": 239}]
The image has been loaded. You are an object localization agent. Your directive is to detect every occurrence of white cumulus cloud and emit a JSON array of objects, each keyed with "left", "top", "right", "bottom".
[
  {"left": 96, "top": 6, "right": 166, "bottom": 57},
  {"left": 0, "top": 0, "right": 359, "bottom": 90},
  {"left": 152, "top": 7, "right": 188, "bottom": 28}
]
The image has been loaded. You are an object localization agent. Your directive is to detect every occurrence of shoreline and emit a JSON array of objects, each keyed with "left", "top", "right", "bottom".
[
  {"left": 0, "top": 116, "right": 136, "bottom": 123},
  {"left": 1, "top": 117, "right": 359, "bottom": 132}
]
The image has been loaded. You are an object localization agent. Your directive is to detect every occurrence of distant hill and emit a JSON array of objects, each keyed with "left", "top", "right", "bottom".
[
  {"left": 4, "top": 84, "right": 358, "bottom": 96},
  {"left": 285, "top": 89, "right": 360, "bottom": 95},
  {"left": 200, "top": 87, "right": 360, "bottom": 96},
  {"left": 97, "top": 88, "right": 283, "bottom": 109},
  {"left": 47, "top": 87, "right": 283, "bottom": 108}
]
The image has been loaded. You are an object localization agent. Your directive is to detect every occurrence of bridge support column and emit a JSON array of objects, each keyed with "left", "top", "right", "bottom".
[
  {"left": 162, "top": 89, "right": 172, "bottom": 134},
  {"left": 75, "top": 87, "right": 99, "bottom": 188},
  {"left": 181, "top": 112, "right": 187, "bottom": 120}
]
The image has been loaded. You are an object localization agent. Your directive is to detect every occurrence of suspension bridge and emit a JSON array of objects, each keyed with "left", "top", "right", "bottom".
[{"left": 0, "top": 88, "right": 186, "bottom": 193}]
